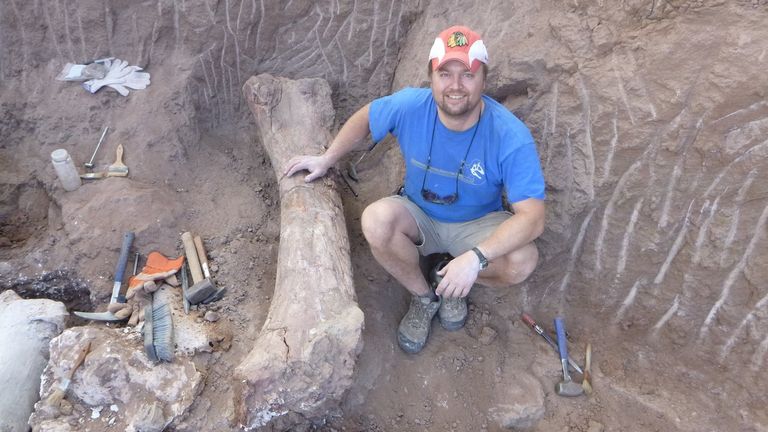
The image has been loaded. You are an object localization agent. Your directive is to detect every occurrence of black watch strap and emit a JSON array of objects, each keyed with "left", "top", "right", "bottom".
[{"left": 471, "top": 247, "right": 489, "bottom": 270}]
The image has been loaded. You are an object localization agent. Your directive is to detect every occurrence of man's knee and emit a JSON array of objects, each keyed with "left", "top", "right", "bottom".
[
  {"left": 361, "top": 202, "right": 387, "bottom": 244},
  {"left": 497, "top": 243, "right": 539, "bottom": 286},
  {"left": 361, "top": 199, "right": 414, "bottom": 246}
]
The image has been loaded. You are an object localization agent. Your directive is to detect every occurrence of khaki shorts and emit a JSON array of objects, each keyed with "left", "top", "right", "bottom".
[{"left": 382, "top": 195, "right": 512, "bottom": 258}]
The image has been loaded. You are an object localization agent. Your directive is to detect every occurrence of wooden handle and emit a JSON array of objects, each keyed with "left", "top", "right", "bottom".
[
  {"left": 193, "top": 235, "right": 208, "bottom": 266},
  {"left": 64, "top": 341, "right": 91, "bottom": 381},
  {"left": 181, "top": 232, "right": 204, "bottom": 284},
  {"left": 116, "top": 144, "right": 124, "bottom": 164},
  {"left": 193, "top": 235, "right": 211, "bottom": 279}
]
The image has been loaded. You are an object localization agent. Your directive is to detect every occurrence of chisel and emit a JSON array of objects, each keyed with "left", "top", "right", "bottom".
[{"left": 522, "top": 313, "right": 583, "bottom": 374}]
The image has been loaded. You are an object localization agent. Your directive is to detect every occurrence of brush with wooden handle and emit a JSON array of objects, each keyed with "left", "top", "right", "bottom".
[
  {"left": 106, "top": 143, "right": 129, "bottom": 177},
  {"left": 45, "top": 341, "right": 91, "bottom": 409}
]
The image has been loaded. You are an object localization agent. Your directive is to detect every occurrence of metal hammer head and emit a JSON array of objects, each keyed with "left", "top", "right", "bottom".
[
  {"left": 556, "top": 379, "right": 584, "bottom": 397},
  {"left": 186, "top": 278, "right": 217, "bottom": 304},
  {"left": 73, "top": 310, "right": 126, "bottom": 322}
]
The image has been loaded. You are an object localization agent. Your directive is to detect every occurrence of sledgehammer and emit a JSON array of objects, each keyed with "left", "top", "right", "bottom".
[{"left": 181, "top": 232, "right": 217, "bottom": 304}]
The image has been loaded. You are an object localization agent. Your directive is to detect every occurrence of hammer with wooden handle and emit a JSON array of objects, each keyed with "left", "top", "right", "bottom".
[
  {"left": 193, "top": 235, "right": 226, "bottom": 304},
  {"left": 181, "top": 232, "right": 216, "bottom": 304}
]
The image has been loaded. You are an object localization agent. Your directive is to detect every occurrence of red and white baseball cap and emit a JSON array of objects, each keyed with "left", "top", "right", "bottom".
[{"left": 428, "top": 25, "right": 489, "bottom": 73}]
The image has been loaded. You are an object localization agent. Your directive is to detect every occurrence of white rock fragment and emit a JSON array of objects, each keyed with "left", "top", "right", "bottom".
[{"left": 0, "top": 291, "right": 67, "bottom": 432}]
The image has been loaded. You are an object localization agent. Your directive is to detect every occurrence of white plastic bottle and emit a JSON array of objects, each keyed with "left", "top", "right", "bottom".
[{"left": 50, "top": 149, "right": 81, "bottom": 191}]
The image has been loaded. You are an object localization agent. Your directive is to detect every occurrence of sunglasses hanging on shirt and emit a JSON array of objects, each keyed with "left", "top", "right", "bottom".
[{"left": 420, "top": 109, "right": 482, "bottom": 205}]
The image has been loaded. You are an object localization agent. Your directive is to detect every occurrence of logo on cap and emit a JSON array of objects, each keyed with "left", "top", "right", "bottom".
[{"left": 447, "top": 31, "right": 468, "bottom": 48}]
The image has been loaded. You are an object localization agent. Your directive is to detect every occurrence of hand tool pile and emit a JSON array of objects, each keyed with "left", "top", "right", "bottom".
[
  {"left": 72, "top": 231, "right": 226, "bottom": 364},
  {"left": 79, "top": 126, "right": 131, "bottom": 180},
  {"left": 521, "top": 312, "right": 593, "bottom": 397}
]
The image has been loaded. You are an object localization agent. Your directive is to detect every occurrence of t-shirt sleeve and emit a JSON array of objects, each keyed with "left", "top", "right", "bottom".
[
  {"left": 501, "top": 133, "right": 546, "bottom": 203},
  {"left": 369, "top": 88, "right": 421, "bottom": 144}
]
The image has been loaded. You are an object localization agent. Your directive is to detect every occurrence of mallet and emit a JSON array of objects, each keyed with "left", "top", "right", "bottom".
[{"left": 554, "top": 317, "right": 584, "bottom": 397}]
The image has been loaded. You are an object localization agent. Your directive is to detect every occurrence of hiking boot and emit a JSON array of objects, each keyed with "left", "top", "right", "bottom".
[
  {"left": 430, "top": 260, "right": 468, "bottom": 331},
  {"left": 439, "top": 296, "right": 468, "bottom": 331},
  {"left": 397, "top": 294, "right": 441, "bottom": 354}
]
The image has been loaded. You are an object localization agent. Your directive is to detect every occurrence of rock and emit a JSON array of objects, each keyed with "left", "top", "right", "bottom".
[
  {"left": 587, "top": 420, "right": 605, "bottom": 432},
  {"left": 29, "top": 326, "right": 204, "bottom": 431},
  {"left": 130, "top": 402, "right": 166, "bottom": 432},
  {"left": 488, "top": 373, "right": 546, "bottom": 430},
  {"left": 0, "top": 290, "right": 67, "bottom": 432},
  {"left": 204, "top": 311, "right": 220, "bottom": 322},
  {"left": 478, "top": 326, "right": 498, "bottom": 345}
]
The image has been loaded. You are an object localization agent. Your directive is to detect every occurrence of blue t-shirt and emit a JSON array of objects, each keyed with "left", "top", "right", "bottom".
[{"left": 369, "top": 87, "right": 545, "bottom": 223}]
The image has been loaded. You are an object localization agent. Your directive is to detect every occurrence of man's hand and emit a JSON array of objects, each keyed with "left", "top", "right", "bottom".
[
  {"left": 284, "top": 155, "right": 332, "bottom": 182},
  {"left": 434, "top": 251, "right": 482, "bottom": 298},
  {"left": 283, "top": 103, "right": 372, "bottom": 182}
]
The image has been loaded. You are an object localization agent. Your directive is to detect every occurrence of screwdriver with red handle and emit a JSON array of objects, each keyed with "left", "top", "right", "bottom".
[{"left": 522, "top": 313, "right": 583, "bottom": 374}]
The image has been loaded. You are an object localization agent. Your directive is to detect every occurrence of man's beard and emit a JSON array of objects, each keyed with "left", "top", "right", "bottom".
[{"left": 437, "top": 94, "right": 478, "bottom": 118}]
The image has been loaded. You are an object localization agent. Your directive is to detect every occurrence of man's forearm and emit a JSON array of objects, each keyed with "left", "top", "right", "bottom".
[
  {"left": 475, "top": 199, "right": 545, "bottom": 261},
  {"left": 323, "top": 103, "right": 372, "bottom": 165}
]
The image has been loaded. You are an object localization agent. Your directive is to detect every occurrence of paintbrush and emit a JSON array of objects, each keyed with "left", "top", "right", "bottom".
[
  {"left": 582, "top": 342, "right": 593, "bottom": 394},
  {"left": 45, "top": 341, "right": 91, "bottom": 409},
  {"left": 106, "top": 144, "right": 129, "bottom": 177}
]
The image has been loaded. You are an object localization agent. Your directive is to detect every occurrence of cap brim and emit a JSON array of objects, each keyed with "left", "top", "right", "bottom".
[{"left": 433, "top": 52, "right": 481, "bottom": 73}]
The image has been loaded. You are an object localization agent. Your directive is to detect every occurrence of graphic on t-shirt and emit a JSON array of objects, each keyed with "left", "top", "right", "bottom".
[{"left": 470, "top": 160, "right": 485, "bottom": 181}]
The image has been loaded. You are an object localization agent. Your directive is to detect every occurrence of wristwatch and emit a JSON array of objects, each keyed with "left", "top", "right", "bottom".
[{"left": 471, "top": 247, "right": 489, "bottom": 270}]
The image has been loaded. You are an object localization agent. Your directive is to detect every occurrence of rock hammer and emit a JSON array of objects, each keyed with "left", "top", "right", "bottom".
[
  {"left": 522, "top": 313, "right": 583, "bottom": 374},
  {"left": 554, "top": 317, "right": 584, "bottom": 397},
  {"left": 73, "top": 231, "right": 134, "bottom": 321}
]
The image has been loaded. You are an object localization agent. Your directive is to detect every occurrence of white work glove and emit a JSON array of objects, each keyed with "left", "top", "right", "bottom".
[
  {"left": 82, "top": 58, "right": 150, "bottom": 96},
  {"left": 106, "top": 69, "right": 150, "bottom": 96}
]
